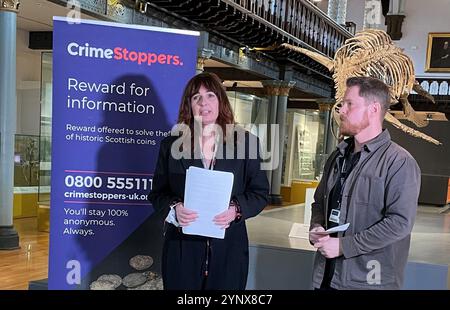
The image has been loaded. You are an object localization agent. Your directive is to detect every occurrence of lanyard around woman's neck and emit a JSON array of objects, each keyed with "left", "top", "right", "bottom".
[{"left": 199, "top": 133, "right": 219, "bottom": 170}]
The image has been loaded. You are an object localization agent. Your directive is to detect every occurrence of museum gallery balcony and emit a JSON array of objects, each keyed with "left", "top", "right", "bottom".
[{"left": 132, "top": 0, "right": 352, "bottom": 69}]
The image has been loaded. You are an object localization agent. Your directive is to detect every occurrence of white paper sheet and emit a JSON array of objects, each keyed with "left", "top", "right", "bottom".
[
  {"left": 314, "top": 223, "right": 350, "bottom": 235},
  {"left": 288, "top": 223, "right": 310, "bottom": 239},
  {"left": 182, "top": 166, "right": 234, "bottom": 239}
]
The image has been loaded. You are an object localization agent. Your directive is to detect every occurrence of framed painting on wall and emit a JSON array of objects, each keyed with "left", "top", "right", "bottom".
[{"left": 425, "top": 33, "right": 450, "bottom": 72}]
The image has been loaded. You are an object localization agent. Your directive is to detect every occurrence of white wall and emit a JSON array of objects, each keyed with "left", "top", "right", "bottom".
[
  {"left": 315, "top": 0, "right": 369, "bottom": 33},
  {"left": 313, "top": 0, "right": 371, "bottom": 33},
  {"left": 315, "top": 0, "right": 329, "bottom": 14},
  {"left": 396, "top": 0, "right": 450, "bottom": 77},
  {"left": 16, "top": 28, "right": 42, "bottom": 136},
  {"left": 346, "top": 0, "right": 366, "bottom": 32}
]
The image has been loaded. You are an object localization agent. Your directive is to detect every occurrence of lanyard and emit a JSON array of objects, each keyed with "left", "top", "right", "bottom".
[
  {"left": 335, "top": 158, "right": 348, "bottom": 210},
  {"left": 336, "top": 151, "right": 360, "bottom": 209},
  {"left": 199, "top": 133, "right": 219, "bottom": 170}
]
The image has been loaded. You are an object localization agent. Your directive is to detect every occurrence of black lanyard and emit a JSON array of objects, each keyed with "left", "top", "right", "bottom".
[{"left": 335, "top": 151, "right": 360, "bottom": 210}]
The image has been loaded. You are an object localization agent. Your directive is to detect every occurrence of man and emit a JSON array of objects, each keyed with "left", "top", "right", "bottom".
[
  {"left": 309, "top": 76, "right": 421, "bottom": 289},
  {"left": 431, "top": 40, "right": 450, "bottom": 68}
]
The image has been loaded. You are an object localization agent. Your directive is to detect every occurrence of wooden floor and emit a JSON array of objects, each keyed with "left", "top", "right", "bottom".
[{"left": 0, "top": 218, "right": 49, "bottom": 290}]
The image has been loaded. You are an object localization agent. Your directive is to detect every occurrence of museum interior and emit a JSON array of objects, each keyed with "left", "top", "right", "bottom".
[{"left": 0, "top": 0, "right": 449, "bottom": 290}]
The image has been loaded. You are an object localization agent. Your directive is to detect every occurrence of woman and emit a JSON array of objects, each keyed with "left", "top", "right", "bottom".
[{"left": 148, "top": 72, "right": 269, "bottom": 289}]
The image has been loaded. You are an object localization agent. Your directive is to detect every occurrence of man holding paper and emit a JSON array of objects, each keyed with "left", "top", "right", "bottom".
[
  {"left": 309, "top": 77, "right": 420, "bottom": 290},
  {"left": 149, "top": 73, "right": 269, "bottom": 290}
]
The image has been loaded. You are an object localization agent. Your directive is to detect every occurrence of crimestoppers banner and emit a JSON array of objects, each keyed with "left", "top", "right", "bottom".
[{"left": 49, "top": 17, "right": 198, "bottom": 289}]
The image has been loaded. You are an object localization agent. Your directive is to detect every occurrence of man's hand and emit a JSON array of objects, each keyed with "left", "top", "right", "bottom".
[
  {"left": 213, "top": 205, "right": 237, "bottom": 229},
  {"left": 314, "top": 237, "right": 342, "bottom": 259},
  {"left": 174, "top": 203, "right": 198, "bottom": 227},
  {"left": 309, "top": 226, "right": 328, "bottom": 244}
]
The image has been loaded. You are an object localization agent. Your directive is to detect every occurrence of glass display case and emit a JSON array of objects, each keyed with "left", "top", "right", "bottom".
[
  {"left": 226, "top": 91, "right": 268, "bottom": 148},
  {"left": 13, "top": 134, "right": 40, "bottom": 219},
  {"left": 14, "top": 134, "right": 40, "bottom": 187},
  {"left": 283, "top": 109, "right": 327, "bottom": 185},
  {"left": 38, "top": 52, "right": 52, "bottom": 203}
]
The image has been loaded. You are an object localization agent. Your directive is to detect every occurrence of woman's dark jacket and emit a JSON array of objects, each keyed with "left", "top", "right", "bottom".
[{"left": 148, "top": 131, "right": 269, "bottom": 289}]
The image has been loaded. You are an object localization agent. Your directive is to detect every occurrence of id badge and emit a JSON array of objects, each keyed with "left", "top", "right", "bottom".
[{"left": 329, "top": 209, "right": 340, "bottom": 224}]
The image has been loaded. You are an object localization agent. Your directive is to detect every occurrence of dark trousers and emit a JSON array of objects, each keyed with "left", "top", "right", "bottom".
[{"left": 315, "top": 258, "right": 337, "bottom": 290}]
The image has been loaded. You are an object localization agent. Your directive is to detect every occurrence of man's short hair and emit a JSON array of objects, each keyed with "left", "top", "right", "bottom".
[{"left": 346, "top": 76, "right": 391, "bottom": 116}]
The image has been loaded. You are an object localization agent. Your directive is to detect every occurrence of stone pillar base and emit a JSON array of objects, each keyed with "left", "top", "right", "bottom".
[
  {"left": 0, "top": 226, "right": 19, "bottom": 250},
  {"left": 270, "top": 194, "right": 283, "bottom": 206}
]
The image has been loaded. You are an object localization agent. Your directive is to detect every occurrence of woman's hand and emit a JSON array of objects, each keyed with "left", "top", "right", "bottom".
[
  {"left": 174, "top": 203, "right": 198, "bottom": 227},
  {"left": 213, "top": 205, "right": 237, "bottom": 229}
]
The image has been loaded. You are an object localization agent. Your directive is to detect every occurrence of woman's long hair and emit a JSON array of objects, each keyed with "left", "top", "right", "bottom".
[
  {"left": 177, "top": 72, "right": 235, "bottom": 134},
  {"left": 174, "top": 72, "right": 246, "bottom": 158}
]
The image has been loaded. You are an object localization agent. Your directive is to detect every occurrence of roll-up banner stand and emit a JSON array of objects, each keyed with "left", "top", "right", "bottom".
[{"left": 49, "top": 17, "right": 199, "bottom": 289}]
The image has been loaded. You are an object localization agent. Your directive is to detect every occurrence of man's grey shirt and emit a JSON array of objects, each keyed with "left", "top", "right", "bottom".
[{"left": 311, "top": 129, "right": 421, "bottom": 289}]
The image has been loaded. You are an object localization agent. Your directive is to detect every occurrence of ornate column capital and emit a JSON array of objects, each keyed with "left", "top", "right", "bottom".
[
  {"left": 278, "top": 81, "right": 296, "bottom": 96},
  {"left": 196, "top": 48, "right": 214, "bottom": 73},
  {"left": 261, "top": 80, "right": 282, "bottom": 96},
  {"left": 317, "top": 98, "right": 336, "bottom": 112},
  {"left": 0, "top": 0, "right": 20, "bottom": 13}
]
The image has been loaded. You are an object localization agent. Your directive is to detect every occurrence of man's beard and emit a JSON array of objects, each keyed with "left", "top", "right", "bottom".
[{"left": 339, "top": 112, "right": 370, "bottom": 136}]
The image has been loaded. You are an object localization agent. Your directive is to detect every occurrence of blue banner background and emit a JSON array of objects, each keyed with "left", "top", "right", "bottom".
[{"left": 49, "top": 18, "right": 198, "bottom": 289}]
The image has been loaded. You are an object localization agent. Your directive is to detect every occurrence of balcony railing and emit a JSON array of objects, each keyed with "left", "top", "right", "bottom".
[
  {"left": 415, "top": 77, "right": 450, "bottom": 96},
  {"left": 137, "top": 0, "right": 352, "bottom": 59},
  {"left": 403, "top": 77, "right": 450, "bottom": 116},
  {"left": 227, "top": 0, "right": 353, "bottom": 57}
]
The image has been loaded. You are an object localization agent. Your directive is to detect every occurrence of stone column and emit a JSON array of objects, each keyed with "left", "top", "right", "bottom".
[
  {"left": 261, "top": 81, "right": 281, "bottom": 195},
  {"left": 388, "top": 0, "right": 406, "bottom": 14},
  {"left": 385, "top": 0, "right": 406, "bottom": 40},
  {"left": 196, "top": 31, "right": 214, "bottom": 74},
  {"left": 328, "top": 0, "right": 348, "bottom": 25},
  {"left": 196, "top": 48, "right": 214, "bottom": 74},
  {"left": 0, "top": 0, "right": 20, "bottom": 250},
  {"left": 318, "top": 99, "right": 337, "bottom": 156},
  {"left": 270, "top": 81, "right": 295, "bottom": 205}
]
